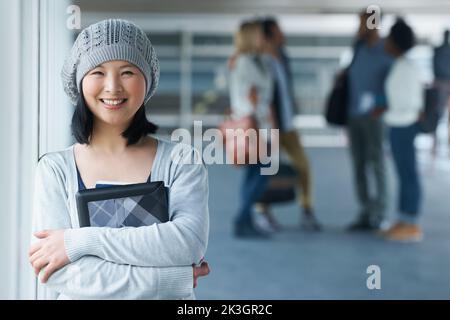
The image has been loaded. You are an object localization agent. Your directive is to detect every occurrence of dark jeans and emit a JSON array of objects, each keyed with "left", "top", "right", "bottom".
[
  {"left": 348, "top": 115, "right": 387, "bottom": 225},
  {"left": 235, "top": 163, "right": 270, "bottom": 224},
  {"left": 389, "top": 123, "right": 422, "bottom": 223}
]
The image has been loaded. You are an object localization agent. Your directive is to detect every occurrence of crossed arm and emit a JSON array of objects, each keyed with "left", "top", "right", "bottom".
[{"left": 30, "top": 151, "right": 209, "bottom": 299}]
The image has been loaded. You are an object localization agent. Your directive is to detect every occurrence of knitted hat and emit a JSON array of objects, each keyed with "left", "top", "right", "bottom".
[{"left": 61, "top": 19, "right": 159, "bottom": 105}]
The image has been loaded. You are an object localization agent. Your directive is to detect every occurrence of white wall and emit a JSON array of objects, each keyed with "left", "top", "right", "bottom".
[
  {"left": 0, "top": 0, "right": 72, "bottom": 299},
  {"left": 0, "top": 0, "right": 21, "bottom": 300}
]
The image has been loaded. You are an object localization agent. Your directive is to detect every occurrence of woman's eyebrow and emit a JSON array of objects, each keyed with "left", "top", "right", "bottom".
[
  {"left": 92, "top": 63, "right": 135, "bottom": 69},
  {"left": 119, "top": 64, "right": 136, "bottom": 69}
]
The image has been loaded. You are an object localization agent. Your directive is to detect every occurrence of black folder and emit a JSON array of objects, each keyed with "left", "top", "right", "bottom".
[{"left": 75, "top": 181, "right": 169, "bottom": 228}]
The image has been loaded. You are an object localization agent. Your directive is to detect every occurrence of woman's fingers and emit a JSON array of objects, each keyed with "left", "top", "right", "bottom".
[
  {"left": 195, "top": 261, "right": 210, "bottom": 278},
  {"left": 33, "top": 258, "right": 59, "bottom": 283},
  {"left": 41, "top": 263, "right": 56, "bottom": 283},
  {"left": 34, "top": 267, "right": 41, "bottom": 277},
  {"left": 199, "top": 261, "right": 210, "bottom": 276},
  {"left": 28, "top": 242, "right": 42, "bottom": 257},
  {"left": 192, "top": 261, "right": 210, "bottom": 288},
  {"left": 29, "top": 230, "right": 50, "bottom": 257},
  {"left": 34, "top": 230, "right": 50, "bottom": 239},
  {"left": 32, "top": 257, "right": 48, "bottom": 276},
  {"left": 29, "top": 250, "right": 43, "bottom": 266}
]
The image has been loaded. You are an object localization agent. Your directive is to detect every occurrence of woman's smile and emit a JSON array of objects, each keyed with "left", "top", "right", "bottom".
[{"left": 100, "top": 98, "right": 128, "bottom": 110}]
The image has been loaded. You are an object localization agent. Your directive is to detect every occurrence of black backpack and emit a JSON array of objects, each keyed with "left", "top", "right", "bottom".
[
  {"left": 324, "top": 40, "right": 363, "bottom": 127},
  {"left": 325, "top": 69, "right": 349, "bottom": 126}
]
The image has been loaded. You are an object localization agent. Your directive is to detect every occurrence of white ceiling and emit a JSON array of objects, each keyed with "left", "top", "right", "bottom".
[
  {"left": 75, "top": 0, "right": 450, "bottom": 44},
  {"left": 75, "top": 0, "right": 450, "bottom": 14}
]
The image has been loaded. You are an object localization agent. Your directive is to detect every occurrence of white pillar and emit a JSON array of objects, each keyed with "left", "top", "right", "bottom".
[
  {"left": 0, "top": 0, "right": 21, "bottom": 300},
  {"left": 0, "top": 0, "right": 72, "bottom": 299}
]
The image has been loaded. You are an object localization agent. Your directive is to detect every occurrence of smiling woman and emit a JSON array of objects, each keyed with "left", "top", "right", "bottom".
[
  {"left": 30, "top": 19, "right": 210, "bottom": 300},
  {"left": 71, "top": 61, "right": 158, "bottom": 146},
  {"left": 84, "top": 61, "right": 145, "bottom": 111}
]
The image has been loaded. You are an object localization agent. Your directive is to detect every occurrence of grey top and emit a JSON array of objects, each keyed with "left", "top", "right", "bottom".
[
  {"left": 348, "top": 39, "right": 393, "bottom": 118},
  {"left": 31, "top": 137, "right": 209, "bottom": 299}
]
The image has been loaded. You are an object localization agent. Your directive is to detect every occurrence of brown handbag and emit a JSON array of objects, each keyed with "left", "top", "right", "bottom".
[{"left": 219, "top": 114, "right": 264, "bottom": 166}]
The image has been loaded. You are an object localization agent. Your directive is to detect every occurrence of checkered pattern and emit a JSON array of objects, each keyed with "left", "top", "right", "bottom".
[{"left": 88, "top": 192, "right": 168, "bottom": 227}]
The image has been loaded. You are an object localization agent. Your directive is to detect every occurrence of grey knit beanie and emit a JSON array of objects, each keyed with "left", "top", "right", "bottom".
[{"left": 61, "top": 19, "right": 159, "bottom": 105}]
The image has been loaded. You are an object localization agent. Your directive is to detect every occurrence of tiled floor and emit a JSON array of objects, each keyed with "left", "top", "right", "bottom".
[{"left": 195, "top": 145, "right": 450, "bottom": 299}]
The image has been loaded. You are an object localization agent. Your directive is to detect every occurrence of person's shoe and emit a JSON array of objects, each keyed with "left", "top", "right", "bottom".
[
  {"left": 234, "top": 221, "right": 270, "bottom": 239},
  {"left": 382, "top": 223, "right": 423, "bottom": 242},
  {"left": 300, "top": 208, "right": 322, "bottom": 231},
  {"left": 254, "top": 213, "right": 280, "bottom": 233},
  {"left": 347, "top": 219, "right": 379, "bottom": 232},
  {"left": 377, "top": 222, "right": 403, "bottom": 237},
  {"left": 254, "top": 204, "right": 282, "bottom": 232}
]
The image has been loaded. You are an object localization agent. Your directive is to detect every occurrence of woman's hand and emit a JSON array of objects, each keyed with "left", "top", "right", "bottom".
[
  {"left": 371, "top": 107, "right": 386, "bottom": 118},
  {"left": 227, "top": 52, "right": 238, "bottom": 70},
  {"left": 28, "top": 230, "right": 70, "bottom": 283},
  {"left": 193, "top": 261, "right": 210, "bottom": 288},
  {"left": 249, "top": 86, "right": 258, "bottom": 109}
]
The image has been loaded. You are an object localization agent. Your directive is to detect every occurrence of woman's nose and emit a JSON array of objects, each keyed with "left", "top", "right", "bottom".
[{"left": 104, "top": 73, "right": 123, "bottom": 93}]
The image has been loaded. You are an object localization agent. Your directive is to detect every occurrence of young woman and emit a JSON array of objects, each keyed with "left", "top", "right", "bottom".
[
  {"left": 29, "top": 19, "right": 210, "bottom": 299},
  {"left": 382, "top": 18, "right": 423, "bottom": 242},
  {"left": 228, "top": 20, "right": 274, "bottom": 238}
]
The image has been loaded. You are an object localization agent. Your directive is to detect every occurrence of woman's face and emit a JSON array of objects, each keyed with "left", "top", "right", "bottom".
[{"left": 82, "top": 60, "right": 146, "bottom": 127}]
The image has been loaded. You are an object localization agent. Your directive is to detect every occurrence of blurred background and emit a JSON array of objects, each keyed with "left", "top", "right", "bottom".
[{"left": 1, "top": 0, "right": 450, "bottom": 299}]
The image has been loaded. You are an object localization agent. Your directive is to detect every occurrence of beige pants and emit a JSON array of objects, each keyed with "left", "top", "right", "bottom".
[{"left": 279, "top": 131, "right": 313, "bottom": 210}]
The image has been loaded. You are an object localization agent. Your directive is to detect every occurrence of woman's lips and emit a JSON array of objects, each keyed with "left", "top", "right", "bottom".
[{"left": 100, "top": 98, "right": 127, "bottom": 110}]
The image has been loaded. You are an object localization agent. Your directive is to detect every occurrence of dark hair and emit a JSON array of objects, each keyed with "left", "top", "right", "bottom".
[
  {"left": 388, "top": 18, "right": 415, "bottom": 54},
  {"left": 71, "top": 88, "right": 158, "bottom": 146},
  {"left": 261, "top": 17, "right": 278, "bottom": 39}
]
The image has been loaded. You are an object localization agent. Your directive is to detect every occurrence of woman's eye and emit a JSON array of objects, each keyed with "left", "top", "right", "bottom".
[
  {"left": 91, "top": 71, "right": 104, "bottom": 75},
  {"left": 122, "top": 71, "right": 134, "bottom": 76}
]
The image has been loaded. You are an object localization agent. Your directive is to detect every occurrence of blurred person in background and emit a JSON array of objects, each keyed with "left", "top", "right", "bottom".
[
  {"left": 432, "top": 29, "right": 450, "bottom": 154},
  {"left": 261, "top": 17, "right": 321, "bottom": 231},
  {"left": 346, "top": 10, "right": 393, "bottom": 231},
  {"left": 228, "top": 20, "right": 274, "bottom": 239},
  {"left": 382, "top": 18, "right": 424, "bottom": 242}
]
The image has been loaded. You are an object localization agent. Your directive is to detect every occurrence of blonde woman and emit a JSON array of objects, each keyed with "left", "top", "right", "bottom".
[{"left": 228, "top": 20, "right": 274, "bottom": 238}]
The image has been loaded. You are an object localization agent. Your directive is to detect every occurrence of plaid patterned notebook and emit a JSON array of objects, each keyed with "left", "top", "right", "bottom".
[{"left": 75, "top": 182, "right": 169, "bottom": 228}]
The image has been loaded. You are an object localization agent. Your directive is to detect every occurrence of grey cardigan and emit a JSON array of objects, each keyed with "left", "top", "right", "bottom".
[{"left": 31, "top": 137, "right": 209, "bottom": 299}]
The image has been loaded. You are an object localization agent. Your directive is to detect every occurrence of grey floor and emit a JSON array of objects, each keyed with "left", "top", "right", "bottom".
[{"left": 194, "top": 145, "right": 450, "bottom": 300}]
